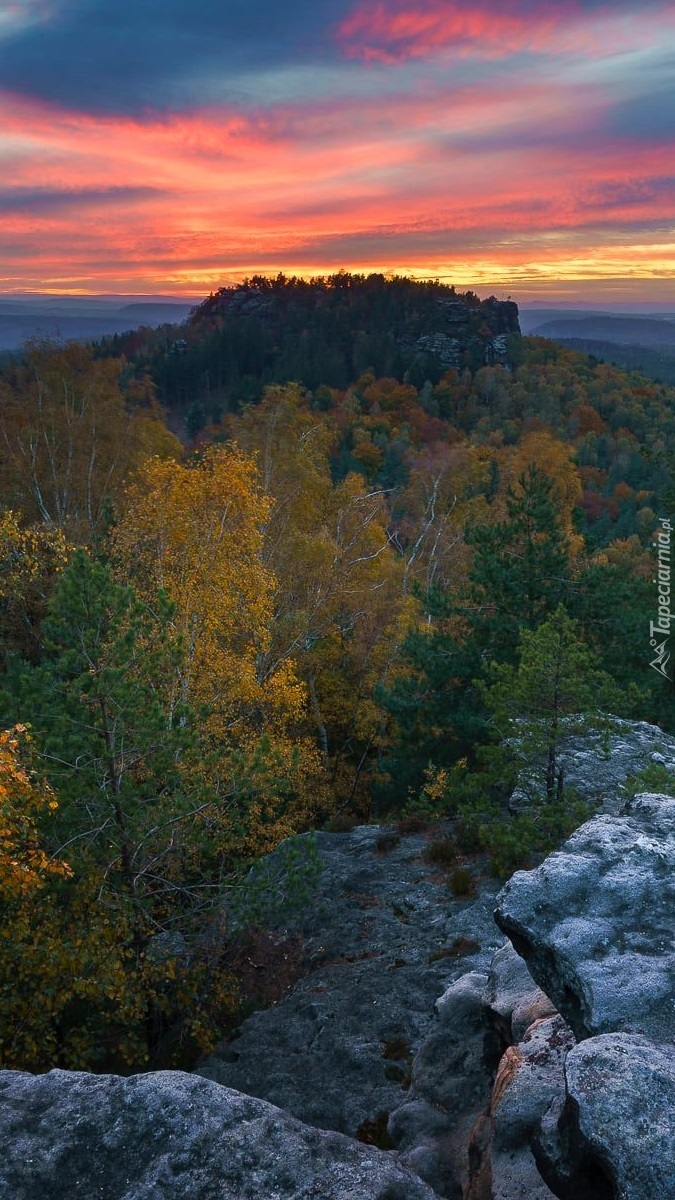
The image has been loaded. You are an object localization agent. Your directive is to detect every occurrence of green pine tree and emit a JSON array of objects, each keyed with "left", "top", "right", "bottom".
[
  {"left": 483, "top": 605, "right": 623, "bottom": 802},
  {"left": 1, "top": 549, "right": 194, "bottom": 907},
  {"left": 464, "top": 465, "right": 572, "bottom": 663}
]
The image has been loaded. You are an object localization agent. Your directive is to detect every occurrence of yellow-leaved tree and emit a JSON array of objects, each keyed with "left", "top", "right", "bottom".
[
  {"left": 0, "top": 725, "right": 69, "bottom": 901},
  {"left": 228, "top": 385, "right": 409, "bottom": 813},
  {"left": 499, "top": 430, "right": 584, "bottom": 552},
  {"left": 0, "top": 509, "right": 71, "bottom": 667},
  {"left": 113, "top": 443, "right": 323, "bottom": 855},
  {"left": 0, "top": 727, "right": 135, "bottom": 1071}
]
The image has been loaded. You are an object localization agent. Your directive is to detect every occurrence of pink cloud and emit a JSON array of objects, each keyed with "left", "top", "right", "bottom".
[
  {"left": 336, "top": 0, "right": 673, "bottom": 63},
  {"left": 1, "top": 78, "right": 674, "bottom": 295}
]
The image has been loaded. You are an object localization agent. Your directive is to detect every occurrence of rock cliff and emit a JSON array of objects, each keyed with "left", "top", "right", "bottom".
[{"left": 493, "top": 790, "right": 675, "bottom": 1199}]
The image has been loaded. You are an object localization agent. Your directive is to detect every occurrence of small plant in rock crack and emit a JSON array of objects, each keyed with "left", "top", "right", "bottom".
[
  {"left": 381, "top": 1036, "right": 411, "bottom": 1060},
  {"left": 375, "top": 831, "right": 401, "bottom": 854},
  {"left": 423, "top": 836, "right": 457, "bottom": 868}
]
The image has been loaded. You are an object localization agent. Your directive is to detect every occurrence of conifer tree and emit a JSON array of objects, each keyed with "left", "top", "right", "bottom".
[
  {"left": 464, "top": 465, "right": 572, "bottom": 663},
  {"left": 377, "top": 466, "right": 575, "bottom": 805},
  {"left": 483, "top": 606, "right": 621, "bottom": 801}
]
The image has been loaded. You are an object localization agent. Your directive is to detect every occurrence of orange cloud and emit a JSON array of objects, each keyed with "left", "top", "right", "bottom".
[{"left": 1, "top": 79, "right": 674, "bottom": 299}]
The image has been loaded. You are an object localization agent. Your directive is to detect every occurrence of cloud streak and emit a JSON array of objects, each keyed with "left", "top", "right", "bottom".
[{"left": 336, "top": 0, "right": 673, "bottom": 63}]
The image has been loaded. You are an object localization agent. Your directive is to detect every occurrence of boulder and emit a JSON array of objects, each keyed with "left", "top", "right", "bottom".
[
  {"left": 494, "top": 793, "right": 675, "bottom": 1041},
  {"left": 534, "top": 1033, "right": 675, "bottom": 1200},
  {"left": 0, "top": 1068, "right": 439, "bottom": 1200}
]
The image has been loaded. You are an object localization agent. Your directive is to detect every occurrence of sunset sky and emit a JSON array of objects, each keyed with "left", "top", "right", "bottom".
[{"left": 1, "top": 0, "right": 674, "bottom": 303}]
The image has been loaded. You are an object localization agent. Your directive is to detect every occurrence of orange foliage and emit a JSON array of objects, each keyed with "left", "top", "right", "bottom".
[
  {"left": 0, "top": 726, "right": 70, "bottom": 902},
  {"left": 500, "top": 431, "right": 583, "bottom": 551}
]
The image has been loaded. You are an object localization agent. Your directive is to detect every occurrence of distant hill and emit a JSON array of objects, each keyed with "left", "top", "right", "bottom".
[
  {"left": 518, "top": 307, "right": 615, "bottom": 334},
  {"left": 548, "top": 337, "right": 675, "bottom": 386},
  {"left": 518, "top": 307, "right": 675, "bottom": 385},
  {"left": 0, "top": 296, "right": 195, "bottom": 352},
  {"left": 528, "top": 314, "right": 675, "bottom": 347}
]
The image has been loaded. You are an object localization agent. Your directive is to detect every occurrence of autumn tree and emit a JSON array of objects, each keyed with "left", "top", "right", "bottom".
[
  {"left": 0, "top": 724, "right": 69, "bottom": 902},
  {"left": 0, "top": 562, "right": 242, "bottom": 1071},
  {"left": 228, "top": 385, "right": 408, "bottom": 812},
  {"left": 112, "top": 442, "right": 323, "bottom": 852},
  {"left": 0, "top": 341, "right": 179, "bottom": 544},
  {"left": 0, "top": 510, "right": 70, "bottom": 667},
  {"left": 2, "top": 550, "right": 189, "bottom": 885},
  {"left": 394, "top": 440, "right": 490, "bottom": 595},
  {"left": 499, "top": 430, "right": 583, "bottom": 547}
]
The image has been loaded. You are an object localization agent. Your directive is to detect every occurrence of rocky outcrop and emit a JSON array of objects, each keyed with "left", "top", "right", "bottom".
[
  {"left": 535, "top": 1034, "right": 675, "bottom": 1200},
  {"left": 558, "top": 719, "right": 675, "bottom": 814},
  {"left": 199, "top": 775, "right": 675, "bottom": 1197},
  {"left": 199, "top": 825, "right": 504, "bottom": 1147},
  {"left": 494, "top": 792, "right": 675, "bottom": 1042},
  {"left": 510, "top": 717, "right": 675, "bottom": 815},
  {"left": 412, "top": 295, "right": 516, "bottom": 369},
  {"left": 11, "top": 733, "right": 675, "bottom": 1200},
  {"left": 191, "top": 277, "right": 522, "bottom": 376},
  {"left": 0, "top": 1068, "right": 438, "bottom": 1200},
  {"left": 488, "top": 789, "right": 675, "bottom": 1200}
]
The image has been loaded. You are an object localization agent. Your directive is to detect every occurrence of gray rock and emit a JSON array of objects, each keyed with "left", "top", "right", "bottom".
[
  {"left": 535, "top": 1034, "right": 675, "bottom": 1200},
  {"left": 487, "top": 942, "right": 557, "bottom": 1044},
  {"left": 388, "top": 971, "right": 496, "bottom": 1197},
  {"left": 416, "top": 333, "right": 462, "bottom": 367},
  {"left": 478, "top": 1016, "right": 574, "bottom": 1200},
  {"left": 559, "top": 719, "right": 675, "bottom": 813},
  {"left": 200, "top": 825, "right": 502, "bottom": 1138},
  {"left": 0, "top": 1068, "right": 438, "bottom": 1200},
  {"left": 419, "top": 972, "right": 494, "bottom": 1111},
  {"left": 495, "top": 793, "right": 675, "bottom": 1041}
]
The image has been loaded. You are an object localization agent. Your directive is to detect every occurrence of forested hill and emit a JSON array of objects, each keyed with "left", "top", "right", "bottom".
[{"left": 103, "top": 272, "right": 521, "bottom": 410}]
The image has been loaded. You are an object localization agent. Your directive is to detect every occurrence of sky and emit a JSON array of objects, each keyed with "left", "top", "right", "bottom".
[{"left": 1, "top": 0, "right": 675, "bottom": 304}]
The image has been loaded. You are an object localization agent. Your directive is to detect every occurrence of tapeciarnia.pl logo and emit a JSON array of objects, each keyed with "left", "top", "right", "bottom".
[{"left": 650, "top": 517, "right": 673, "bottom": 680}]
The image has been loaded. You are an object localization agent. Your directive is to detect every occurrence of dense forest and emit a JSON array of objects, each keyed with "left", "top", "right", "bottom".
[
  {"left": 2, "top": 274, "right": 674, "bottom": 1076},
  {"left": 554, "top": 338, "right": 675, "bottom": 386}
]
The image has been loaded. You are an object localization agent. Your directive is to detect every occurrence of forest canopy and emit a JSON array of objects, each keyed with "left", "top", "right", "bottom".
[{"left": 1, "top": 275, "right": 673, "bottom": 1072}]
